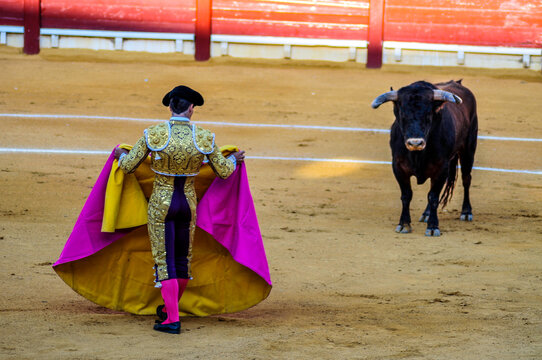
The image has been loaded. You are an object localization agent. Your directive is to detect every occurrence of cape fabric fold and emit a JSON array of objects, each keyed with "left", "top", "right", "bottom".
[
  {"left": 53, "top": 147, "right": 271, "bottom": 316},
  {"left": 196, "top": 164, "right": 271, "bottom": 286}
]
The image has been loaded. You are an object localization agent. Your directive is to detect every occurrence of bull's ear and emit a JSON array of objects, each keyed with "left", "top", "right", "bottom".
[{"left": 371, "top": 91, "right": 398, "bottom": 109}]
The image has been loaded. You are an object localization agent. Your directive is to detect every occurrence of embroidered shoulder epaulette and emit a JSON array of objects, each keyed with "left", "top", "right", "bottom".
[
  {"left": 145, "top": 122, "right": 170, "bottom": 151},
  {"left": 193, "top": 126, "right": 215, "bottom": 155}
]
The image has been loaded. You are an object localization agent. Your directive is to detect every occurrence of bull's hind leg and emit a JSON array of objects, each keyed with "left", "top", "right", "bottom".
[
  {"left": 420, "top": 155, "right": 458, "bottom": 224},
  {"left": 459, "top": 126, "right": 477, "bottom": 221},
  {"left": 459, "top": 151, "right": 474, "bottom": 221}
]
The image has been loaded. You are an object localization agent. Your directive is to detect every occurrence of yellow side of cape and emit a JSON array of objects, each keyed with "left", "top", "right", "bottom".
[
  {"left": 54, "top": 145, "right": 271, "bottom": 316},
  {"left": 102, "top": 144, "right": 151, "bottom": 232}
]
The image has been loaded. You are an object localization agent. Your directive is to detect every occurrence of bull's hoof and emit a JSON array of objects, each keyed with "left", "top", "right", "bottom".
[
  {"left": 460, "top": 213, "right": 473, "bottom": 221},
  {"left": 425, "top": 228, "right": 441, "bottom": 237},
  {"left": 395, "top": 224, "right": 412, "bottom": 233},
  {"left": 419, "top": 214, "right": 429, "bottom": 223}
]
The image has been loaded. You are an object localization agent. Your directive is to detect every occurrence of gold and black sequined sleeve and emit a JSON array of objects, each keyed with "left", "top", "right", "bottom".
[
  {"left": 207, "top": 144, "right": 235, "bottom": 179},
  {"left": 119, "top": 136, "right": 150, "bottom": 174}
]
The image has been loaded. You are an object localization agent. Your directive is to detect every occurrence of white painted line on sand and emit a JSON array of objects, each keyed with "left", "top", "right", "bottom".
[
  {"left": 1, "top": 113, "right": 541, "bottom": 142},
  {"left": 1, "top": 147, "right": 540, "bottom": 175},
  {"left": 0, "top": 148, "right": 110, "bottom": 155}
]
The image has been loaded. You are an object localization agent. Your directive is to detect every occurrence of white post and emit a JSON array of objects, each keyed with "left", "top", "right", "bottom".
[
  {"left": 51, "top": 34, "right": 59, "bottom": 48},
  {"left": 457, "top": 51, "right": 465, "bottom": 65},
  {"left": 522, "top": 54, "right": 530, "bottom": 68},
  {"left": 348, "top": 47, "right": 356, "bottom": 61},
  {"left": 221, "top": 41, "right": 228, "bottom": 56},
  {"left": 283, "top": 44, "right": 292, "bottom": 59},
  {"left": 114, "top": 37, "right": 123, "bottom": 50},
  {"left": 175, "top": 39, "right": 183, "bottom": 52},
  {"left": 394, "top": 47, "right": 402, "bottom": 62}
]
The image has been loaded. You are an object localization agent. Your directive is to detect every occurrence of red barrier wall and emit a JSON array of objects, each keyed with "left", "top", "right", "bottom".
[
  {"left": 1, "top": 0, "right": 541, "bottom": 47},
  {"left": 211, "top": 0, "right": 369, "bottom": 40},
  {"left": 385, "top": 0, "right": 542, "bottom": 48}
]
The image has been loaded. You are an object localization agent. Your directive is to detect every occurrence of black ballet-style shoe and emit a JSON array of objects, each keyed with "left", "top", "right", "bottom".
[
  {"left": 156, "top": 305, "right": 168, "bottom": 322},
  {"left": 153, "top": 321, "right": 181, "bottom": 334}
]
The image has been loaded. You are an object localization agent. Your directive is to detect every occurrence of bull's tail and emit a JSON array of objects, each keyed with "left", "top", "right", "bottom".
[{"left": 440, "top": 156, "right": 459, "bottom": 208}]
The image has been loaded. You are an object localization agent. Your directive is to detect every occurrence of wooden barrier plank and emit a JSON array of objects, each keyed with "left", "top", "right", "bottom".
[
  {"left": 213, "top": 0, "right": 369, "bottom": 15},
  {"left": 385, "top": 7, "right": 542, "bottom": 26},
  {"left": 212, "top": 19, "right": 368, "bottom": 39},
  {"left": 212, "top": 10, "right": 367, "bottom": 24},
  {"left": 41, "top": 0, "right": 195, "bottom": 32},
  {"left": 385, "top": 23, "right": 541, "bottom": 47},
  {"left": 384, "top": 0, "right": 542, "bottom": 48},
  {"left": 212, "top": 0, "right": 369, "bottom": 39}
]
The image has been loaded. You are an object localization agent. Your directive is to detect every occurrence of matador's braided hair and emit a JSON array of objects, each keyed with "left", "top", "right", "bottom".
[{"left": 170, "top": 97, "right": 193, "bottom": 114}]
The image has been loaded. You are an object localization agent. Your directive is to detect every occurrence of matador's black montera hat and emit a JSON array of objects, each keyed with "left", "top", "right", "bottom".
[{"left": 162, "top": 85, "right": 204, "bottom": 107}]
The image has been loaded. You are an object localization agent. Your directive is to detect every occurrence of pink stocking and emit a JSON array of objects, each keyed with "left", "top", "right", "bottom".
[
  {"left": 160, "top": 279, "right": 189, "bottom": 319},
  {"left": 160, "top": 279, "right": 179, "bottom": 324}
]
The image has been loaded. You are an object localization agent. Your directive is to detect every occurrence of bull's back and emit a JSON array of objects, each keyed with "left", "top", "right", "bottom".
[
  {"left": 436, "top": 80, "right": 476, "bottom": 108},
  {"left": 436, "top": 80, "right": 478, "bottom": 150}
]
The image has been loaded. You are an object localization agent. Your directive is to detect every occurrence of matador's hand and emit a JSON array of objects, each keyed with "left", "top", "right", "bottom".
[
  {"left": 232, "top": 150, "right": 245, "bottom": 163},
  {"left": 114, "top": 147, "right": 129, "bottom": 160}
]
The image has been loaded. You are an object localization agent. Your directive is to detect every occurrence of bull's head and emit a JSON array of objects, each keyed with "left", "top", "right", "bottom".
[{"left": 372, "top": 82, "right": 462, "bottom": 151}]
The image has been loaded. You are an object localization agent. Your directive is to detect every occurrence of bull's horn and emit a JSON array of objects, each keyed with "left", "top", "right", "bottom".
[
  {"left": 433, "top": 90, "right": 462, "bottom": 104},
  {"left": 371, "top": 91, "right": 398, "bottom": 108}
]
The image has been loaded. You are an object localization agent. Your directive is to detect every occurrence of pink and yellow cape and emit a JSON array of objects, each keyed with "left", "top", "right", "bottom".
[{"left": 53, "top": 145, "right": 272, "bottom": 316}]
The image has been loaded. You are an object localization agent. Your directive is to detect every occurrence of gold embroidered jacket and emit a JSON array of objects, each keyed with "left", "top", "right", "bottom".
[{"left": 119, "top": 119, "right": 235, "bottom": 178}]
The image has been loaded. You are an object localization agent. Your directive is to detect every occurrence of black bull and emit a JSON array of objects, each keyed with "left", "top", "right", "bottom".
[{"left": 372, "top": 80, "right": 478, "bottom": 236}]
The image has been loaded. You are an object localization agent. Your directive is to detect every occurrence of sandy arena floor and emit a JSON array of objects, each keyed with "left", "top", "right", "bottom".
[{"left": 0, "top": 46, "right": 541, "bottom": 359}]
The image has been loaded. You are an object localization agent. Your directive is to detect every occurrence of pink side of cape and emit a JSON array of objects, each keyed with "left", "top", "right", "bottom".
[
  {"left": 53, "top": 152, "right": 272, "bottom": 287},
  {"left": 53, "top": 152, "right": 126, "bottom": 266},
  {"left": 196, "top": 163, "right": 272, "bottom": 285}
]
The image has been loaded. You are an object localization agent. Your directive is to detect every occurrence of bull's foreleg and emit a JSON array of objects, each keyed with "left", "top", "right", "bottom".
[
  {"left": 393, "top": 167, "right": 413, "bottom": 233},
  {"left": 425, "top": 174, "right": 447, "bottom": 237}
]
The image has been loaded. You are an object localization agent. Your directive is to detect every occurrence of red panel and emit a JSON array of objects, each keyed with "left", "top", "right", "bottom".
[
  {"left": 213, "top": 19, "right": 368, "bottom": 39},
  {"left": 384, "top": 0, "right": 542, "bottom": 47},
  {"left": 213, "top": 9, "right": 367, "bottom": 25},
  {"left": 40, "top": 0, "right": 196, "bottom": 33},
  {"left": 212, "top": 0, "right": 370, "bottom": 40},
  {"left": 0, "top": 0, "right": 24, "bottom": 25}
]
